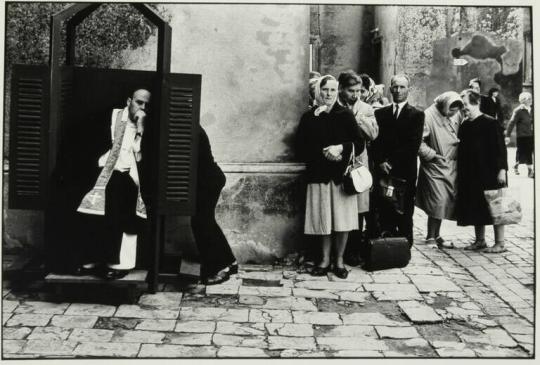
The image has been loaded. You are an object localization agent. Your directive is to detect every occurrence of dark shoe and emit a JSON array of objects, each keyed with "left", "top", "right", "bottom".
[
  {"left": 333, "top": 266, "right": 349, "bottom": 279},
  {"left": 514, "top": 164, "right": 520, "bottom": 175},
  {"left": 72, "top": 266, "right": 97, "bottom": 276},
  {"left": 528, "top": 169, "right": 534, "bottom": 178},
  {"left": 100, "top": 268, "right": 130, "bottom": 281},
  {"left": 229, "top": 263, "right": 238, "bottom": 275},
  {"left": 311, "top": 265, "right": 330, "bottom": 276},
  {"left": 202, "top": 269, "right": 231, "bottom": 285}
]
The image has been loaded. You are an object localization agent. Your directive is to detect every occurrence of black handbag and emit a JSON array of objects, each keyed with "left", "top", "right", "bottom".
[{"left": 362, "top": 235, "right": 411, "bottom": 271}]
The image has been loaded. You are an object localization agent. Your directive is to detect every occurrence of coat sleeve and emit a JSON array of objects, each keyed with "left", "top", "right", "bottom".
[
  {"left": 343, "top": 110, "right": 365, "bottom": 158},
  {"left": 492, "top": 120, "right": 508, "bottom": 171},
  {"left": 397, "top": 109, "right": 425, "bottom": 165},
  {"left": 417, "top": 120, "right": 436, "bottom": 162},
  {"left": 356, "top": 105, "right": 379, "bottom": 141}
]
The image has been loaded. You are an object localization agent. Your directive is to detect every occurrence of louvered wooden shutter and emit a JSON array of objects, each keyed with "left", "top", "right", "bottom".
[
  {"left": 157, "top": 73, "right": 201, "bottom": 215},
  {"left": 9, "top": 65, "right": 50, "bottom": 209}
]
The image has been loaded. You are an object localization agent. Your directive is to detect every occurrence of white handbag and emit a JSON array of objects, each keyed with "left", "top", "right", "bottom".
[{"left": 343, "top": 145, "right": 372, "bottom": 194}]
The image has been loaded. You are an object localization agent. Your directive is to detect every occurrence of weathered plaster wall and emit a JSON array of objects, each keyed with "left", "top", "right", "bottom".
[
  {"left": 122, "top": 4, "right": 311, "bottom": 263},
  {"left": 317, "top": 5, "right": 366, "bottom": 76},
  {"left": 163, "top": 4, "right": 309, "bottom": 163}
]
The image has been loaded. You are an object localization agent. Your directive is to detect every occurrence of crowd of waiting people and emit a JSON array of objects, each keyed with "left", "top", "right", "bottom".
[{"left": 297, "top": 70, "right": 533, "bottom": 279}]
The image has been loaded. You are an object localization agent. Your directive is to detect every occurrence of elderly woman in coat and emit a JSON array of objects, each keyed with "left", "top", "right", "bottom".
[
  {"left": 416, "top": 91, "right": 464, "bottom": 249},
  {"left": 296, "top": 75, "right": 365, "bottom": 279}
]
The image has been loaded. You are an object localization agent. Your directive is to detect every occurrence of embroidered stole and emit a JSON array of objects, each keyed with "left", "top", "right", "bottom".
[{"left": 77, "top": 110, "right": 147, "bottom": 219}]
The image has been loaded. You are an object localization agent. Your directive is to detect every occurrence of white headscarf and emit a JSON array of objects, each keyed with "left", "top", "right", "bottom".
[{"left": 314, "top": 75, "right": 338, "bottom": 116}]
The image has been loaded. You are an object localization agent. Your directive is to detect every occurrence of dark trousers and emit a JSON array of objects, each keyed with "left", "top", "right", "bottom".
[
  {"left": 80, "top": 170, "right": 140, "bottom": 265},
  {"left": 376, "top": 184, "right": 415, "bottom": 245},
  {"left": 191, "top": 175, "right": 236, "bottom": 277}
]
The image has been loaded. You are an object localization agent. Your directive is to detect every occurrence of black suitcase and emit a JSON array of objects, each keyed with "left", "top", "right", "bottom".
[{"left": 362, "top": 236, "right": 411, "bottom": 271}]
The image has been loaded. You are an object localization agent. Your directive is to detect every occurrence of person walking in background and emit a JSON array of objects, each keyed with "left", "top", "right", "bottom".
[
  {"left": 416, "top": 91, "right": 463, "bottom": 249},
  {"left": 506, "top": 92, "right": 534, "bottom": 178},
  {"left": 336, "top": 70, "right": 378, "bottom": 266},
  {"left": 484, "top": 87, "right": 505, "bottom": 129},
  {"left": 456, "top": 89, "right": 508, "bottom": 253},
  {"left": 371, "top": 74, "right": 425, "bottom": 245},
  {"left": 296, "top": 75, "right": 365, "bottom": 279}
]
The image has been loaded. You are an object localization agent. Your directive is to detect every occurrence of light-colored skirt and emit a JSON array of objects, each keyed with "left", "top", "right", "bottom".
[{"left": 304, "top": 181, "right": 359, "bottom": 235}]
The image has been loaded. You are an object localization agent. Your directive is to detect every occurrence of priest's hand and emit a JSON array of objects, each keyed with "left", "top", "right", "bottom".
[
  {"left": 135, "top": 110, "right": 146, "bottom": 135},
  {"left": 379, "top": 162, "right": 392, "bottom": 174},
  {"left": 497, "top": 169, "right": 507, "bottom": 185}
]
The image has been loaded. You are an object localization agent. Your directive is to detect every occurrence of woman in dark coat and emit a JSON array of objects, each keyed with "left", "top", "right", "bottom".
[
  {"left": 296, "top": 75, "right": 365, "bottom": 279},
  {"left": 456, "top": 89, "right": 508, "bottom": 253},
  {"left": 191, "top": 125, "right": 237, "bottom": 284}
]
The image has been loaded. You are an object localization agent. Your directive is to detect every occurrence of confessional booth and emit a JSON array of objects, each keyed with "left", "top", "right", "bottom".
[{"left": 8, "top": 3, "right": 201, "bottom": 293}]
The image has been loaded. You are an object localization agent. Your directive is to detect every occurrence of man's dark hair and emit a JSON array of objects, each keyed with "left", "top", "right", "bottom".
[
  {"left": 337, "top": 70, "right": 362, "bottom": 88},
  {"left": 488, "top": 87, "right": 499, "bottom": 97},
  {"left": 461, "top": 89, "right": 481, "bottom": 105}
]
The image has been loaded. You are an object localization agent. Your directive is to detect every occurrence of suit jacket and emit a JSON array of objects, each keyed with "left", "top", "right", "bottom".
[{"left": 371, "top": 103, "right": 425, "bottom": 186}]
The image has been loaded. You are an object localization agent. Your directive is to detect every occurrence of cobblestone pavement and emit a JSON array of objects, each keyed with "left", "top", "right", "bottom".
[{"left": 2, "top": 148, "right": 535, "bottom": 358}]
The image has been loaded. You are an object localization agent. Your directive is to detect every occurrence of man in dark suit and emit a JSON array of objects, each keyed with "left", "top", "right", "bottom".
[{"left": 371, "top": 74, "right": 424, "bottom": 245}]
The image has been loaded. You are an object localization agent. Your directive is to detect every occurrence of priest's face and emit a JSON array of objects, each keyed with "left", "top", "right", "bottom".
[{"left": 127, "top": 89, "right": 151, "bottom": 121}]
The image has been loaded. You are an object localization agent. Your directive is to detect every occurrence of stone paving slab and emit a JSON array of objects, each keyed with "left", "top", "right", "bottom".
[
  {"left": 212, "top": 334, "right": 267, "bottom": 348},
  {"left": 74, "top": 342, "right": 141, "bottom": 357},
  {"left": 3, "top": 326, "right": 32, "bottom": 340},
  {"left": 138, "top": 344, "right": 217, "bottom": 357},
  {"left": 174, "top": 320, "right": 216, "bottom": 333},
  {"left": 14, "top": 301, "right": 69, "bottom": 315},
  {"left": 65, "top": 303, "right": 116, "bottom": 317},
  {"left": 50, "top": 315, "right": 98, "bottom": 329},
  {"left": 6, "top": 314, "right": 53, "bottom": 327},
  {"left": 28, "top": 326, "right": 72, "bottom": 341},
  {"left": 217, "top": 346, "right": 269, "bottom": 357},
  {"left": 216, "top": 321, "right": 266, "bottom": 336},
  {"left": 115, "top": 305, "right": 179, "bottom": 319},
  {"left": 135, "top": 319, "right": 176, "bottom": 332}
]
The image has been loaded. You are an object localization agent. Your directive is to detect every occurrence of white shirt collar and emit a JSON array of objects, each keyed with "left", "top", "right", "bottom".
[{"left": 394, "top": 101, "right": 407, "bottom": 110}]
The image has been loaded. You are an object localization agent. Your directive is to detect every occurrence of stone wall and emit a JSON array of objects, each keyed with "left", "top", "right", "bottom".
[{"left": 123, "top": 4, "right": 311, "bottom": 263}]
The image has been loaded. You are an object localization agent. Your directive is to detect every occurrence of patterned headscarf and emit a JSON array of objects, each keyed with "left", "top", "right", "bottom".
[
  {"left": 434, "top": 91, "right": 463, "bottom": 116},
  {"left": 314, "top": 75, "right": 338, "bottom": 116}
]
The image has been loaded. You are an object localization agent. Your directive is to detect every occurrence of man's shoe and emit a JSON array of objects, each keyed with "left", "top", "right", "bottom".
[
  {"left": 72, "top": 266, "right": 97, "bottom": 277},
  {"left": 514, "top": 164, "right": 520, "bottom": 175},
  {"left": 202, "top": 269, "right": 230, "bottom": 285},
  {"left": 528, "top": 169, "right": 534, "bottom": 178},
  {"left": 100, "top": 268, "right": 130, "bottom": 281}
]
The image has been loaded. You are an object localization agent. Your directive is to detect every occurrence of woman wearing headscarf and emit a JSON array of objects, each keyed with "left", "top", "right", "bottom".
[
  {"left": 416, "top": 91, "right": 464, "bottom": 249},
  {"left": 296, "top": 75, "right": 365, "bottom": 279}
]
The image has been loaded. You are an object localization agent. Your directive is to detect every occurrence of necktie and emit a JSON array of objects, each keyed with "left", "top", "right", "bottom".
[{"left": 393, "top": 104, "right": 399, "bottom": 120}]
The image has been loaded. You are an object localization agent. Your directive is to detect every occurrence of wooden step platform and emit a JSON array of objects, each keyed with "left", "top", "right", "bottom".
[{"left": 45, "top": 270, "right": 148, "bottom": 285}]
